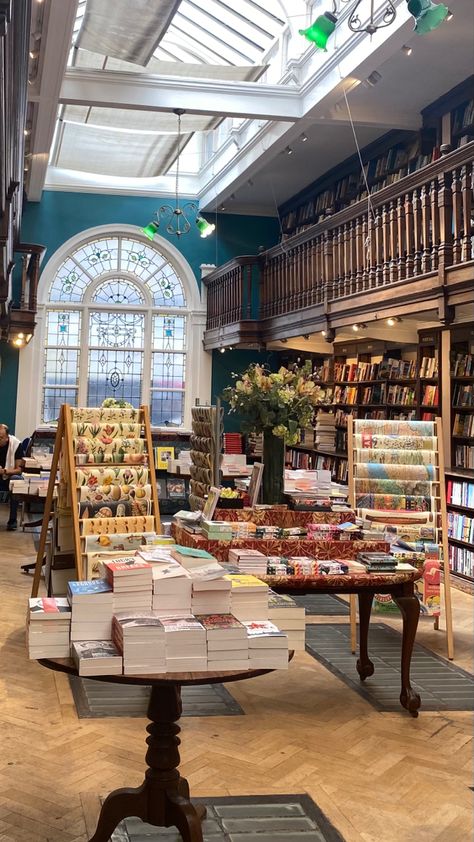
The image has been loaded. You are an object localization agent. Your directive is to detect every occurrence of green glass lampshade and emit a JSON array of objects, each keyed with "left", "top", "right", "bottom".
[
  {"left": 141, "top": 220, "right": 159, "bottom": 240},
  {"left": 407, "top": 0, "right": 449, "bottom": 33},
  {"left": 299, "top": 12, "right": 337, "bottom": 50},
  {"left": 196, "top": 215, "right": 216, "bottom": 238}
]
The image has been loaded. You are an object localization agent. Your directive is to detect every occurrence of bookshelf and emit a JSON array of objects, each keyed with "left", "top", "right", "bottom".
[
  {"left": 417, "top": 329, "right": 441, "bottom": 422},
  {"left": 449, "top": 325, "right": 474, "bottom": 471},
  {"left": 446, "top": 468, "right": 474, "bottom": 588}
]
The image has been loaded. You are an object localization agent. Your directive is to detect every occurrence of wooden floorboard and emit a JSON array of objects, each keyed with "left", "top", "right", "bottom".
[{"left": 0, "top": 518, "right": 472, "bottom": 842}]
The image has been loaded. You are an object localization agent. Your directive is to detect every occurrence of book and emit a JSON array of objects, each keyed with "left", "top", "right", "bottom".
[
  {"left": 71, "top": 640, "right": 123, "bottom": 676},
  {"left": 196, "top": 613, "right": 247, "bottom": 639},
  {"left": 28, "top": 597, "right": 71, "bottom": 619},
  {"left": 156, "top": 446, "right": 175, "bottom": 469}
]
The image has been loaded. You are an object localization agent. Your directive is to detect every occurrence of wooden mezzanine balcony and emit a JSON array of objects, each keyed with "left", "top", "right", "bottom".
[{"left": 203, "top": 143, "right": 474, "bottom": 350}]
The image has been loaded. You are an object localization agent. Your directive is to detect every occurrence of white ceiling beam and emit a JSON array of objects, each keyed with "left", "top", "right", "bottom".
[
  {"left": 59, "top": 68, "right": 302, "bottom": 121},
  {"left": 26, "top": 0, "right": 78, "bottom": 202},
  {"left": 311, "top": 109, "right": 420, "bottom": 131}
]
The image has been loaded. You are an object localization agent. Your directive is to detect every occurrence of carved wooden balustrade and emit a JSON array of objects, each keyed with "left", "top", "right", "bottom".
[{"left": 204, "top": 143, "right": 474, "bottom": 345}]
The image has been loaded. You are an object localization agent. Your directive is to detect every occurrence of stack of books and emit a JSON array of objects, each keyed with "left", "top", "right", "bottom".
[
  {"left": 200, "top": 520, "right": 233, "bottom": 542},
  {"left": 190, "top": 575, "right": 232, "bottom": 615},
  {"left": 71, "top": 640, "right": 123, "bottom": 676},
  {"left": 228, "top": 521, "right": 257, "bottom": 539},
  {"left": 27, "top": 597, "right": 71, "bottom": 659},
  {"left": 314, "top": 411, "right": 336, "bottom": 452},
  {"left": 112, "top": 613, "right": 166, "bottom": 675},
  {"left": 358, "top": 552, "right": 398, "bottom": 572},
  {"left": 268, "top": 592, "right": 306, "bottom": 651},
  {"left": 152, "top": 563, "right": 192, "bottom": 616},
  {"left": 225, "top": 574, "right": 269, "bottom": 621},
  {"left": 104, "top": 558, "right": 153, "bottom": 613},
  {"left": 243, "top": 620, "right": 289, "bottom": 669},
  {"left": 228, "top": 548, "right": 267, "bottom": 575},
  {"left": 197, "top": 614, "right": 249, "bottom": 671},
  {"left": 161, "top": 616, "right": 207, "bottom": 672},
  {"left": 68, "top": 579, "right": 113, "bottom": 641}
]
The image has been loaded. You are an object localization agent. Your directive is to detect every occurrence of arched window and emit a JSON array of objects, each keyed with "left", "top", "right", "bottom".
[{"left": 23, "top": 227, "right": 210, "bottom": 433}]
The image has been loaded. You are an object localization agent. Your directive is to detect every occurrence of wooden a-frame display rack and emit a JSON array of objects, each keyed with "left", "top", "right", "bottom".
[
  {"left": 346, "top": 415, "right": 454, "bottom": 659},
  {"left": 31, "top": 404, "right": 161, "bottom": 597}
]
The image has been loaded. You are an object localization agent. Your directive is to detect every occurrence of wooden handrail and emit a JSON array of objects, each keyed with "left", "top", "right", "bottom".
[{"left": 202, "top": 255, "right": 262, "bottom": 286}]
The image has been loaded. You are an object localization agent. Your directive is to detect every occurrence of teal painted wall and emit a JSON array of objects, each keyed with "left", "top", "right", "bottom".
[{"left": 3, "top": 190, "right": 279, "bottom": 426}]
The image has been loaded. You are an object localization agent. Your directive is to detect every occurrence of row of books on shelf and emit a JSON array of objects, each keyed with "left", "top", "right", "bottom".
[
  {"left": 452, "top": 384, "right": 474, "bottom": 407},
  {"left": 447, "top": 479, "right": 474, "bottom": 508},
  {"left": 421, "top": 385, "right": 439, "bottom": 407},
  {"left": 449, "top": 544, "right": 474, "bottom": 579},
  {"left": 453, "top": 413, "right": 474, "bottom": 437},
  {"left": 452, "top": 99, "right": 474, "bottom": 135},
  {"left": 452, "top": 352, "right": 474, "bottom": 377},
  {"left": 447, "top": 512, "right": 474, "bottom": 545},
  {"left": 419, "top": 356, "right": 438, "bottom": 378},
  {"left": 454, "top": 446, "right": 474, "bottom": 469}
]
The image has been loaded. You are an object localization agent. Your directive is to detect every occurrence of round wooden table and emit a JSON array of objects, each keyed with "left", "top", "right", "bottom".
[{"left": 38, "top": 658, "right": 285, "bottom": 842}]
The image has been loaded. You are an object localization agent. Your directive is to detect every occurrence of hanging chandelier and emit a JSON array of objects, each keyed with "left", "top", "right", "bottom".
[
  {"left": 141, "top": 108, "right": 215, "bottom": 240},
  {"left": 299, "top": 0, "right": 450, "bottom": 45}
]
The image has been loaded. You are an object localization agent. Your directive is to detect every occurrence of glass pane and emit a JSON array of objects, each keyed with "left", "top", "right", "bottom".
[
  {"left": 150, "top": 390, "right": 185, "bottom": 427},
  {"left": 49, "top": 258, "right": 90, "bottom": 302},
  {"left": 93, "top": 279, "right": 144, "bottom": 305},
  {"left": 152, "top": 352, "right": 185, "bottom": 390},
  {"left": 148, "top": 265, "right": 186, "bottom": 307},
  {"left": 152, "top": 315, "right": 186, "bottom": 351},
  {"left": 44, "top": 349, "right": 80, "bottom": 386},
  {"left": 89, "top": 311, "right": 145, "bottom": 348},
  {"left": 87, "top": 349, "right": 143, "bottom": 407},
  {"left": 72, "top": 238, "right": 119, "bottom": 278},
  {"left": 46, "top": 311, "right": 81, "bottom": 345},
  {"left": 42, "top": 388, "right": 78, "bottom": 423},
  {"left": 120, "top": 238, "right": 167, "bottom": 281}
]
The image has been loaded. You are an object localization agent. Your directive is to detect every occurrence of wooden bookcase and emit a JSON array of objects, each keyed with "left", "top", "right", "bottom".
[
  {"left": 449, "top": 324, "right": 474, "bottom": 471},
  {"left": 445, "top": 467, "right": 474, "bottom": 588}
]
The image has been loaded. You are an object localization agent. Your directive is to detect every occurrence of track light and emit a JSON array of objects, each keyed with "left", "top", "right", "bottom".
[
  {"left": 285, "top": 146, "right": 293, "bottom": 156},
  {"left": 447, "top": 9, "right": 453, "bottom": 19},
  {"left": 219, "top": 347, "right": 226, "bottom": 354},
  {"left": 386, "top": 317, "right": 402, "bottom": 327},
  {"left": 401, "top": 45, "right": 413, "bottom": 55},
  {"left": 303, "top": 334, "right": 310, "bottom": 340},
  {"left": 364, "top": 71, "right": 382, "bottom": 88},
  {"left": 280, "top": 338, "right": 288, "bottom": 343},
  {"left": 352, "top": 323, "right": 367, "bottom": 332},
  {"left": 218, "top": 205, "right": 225, "bottom": 211},
  {"left": 300, "top": 133, "right": 308, "bottom": 143}
]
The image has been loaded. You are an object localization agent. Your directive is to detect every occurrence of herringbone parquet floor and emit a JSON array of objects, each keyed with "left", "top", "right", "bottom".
[{"left": 0, "top": 523, "right": 472, "bottom": 842}]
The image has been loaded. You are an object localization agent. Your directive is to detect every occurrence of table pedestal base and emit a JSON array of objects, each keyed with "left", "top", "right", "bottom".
[{"left": 89, "top": 683, "right": 205, "bottom": 842}]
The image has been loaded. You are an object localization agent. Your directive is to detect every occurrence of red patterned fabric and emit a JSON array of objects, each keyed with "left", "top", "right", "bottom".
[
  {"left": 262, "top": 569, "right": 422, "bottom": 591},
  {"left": 213, "top": 508, "right": 356, "bottom": 527},
  {"left": 171, "top": 525, "right": 387, "bottom": 564}
]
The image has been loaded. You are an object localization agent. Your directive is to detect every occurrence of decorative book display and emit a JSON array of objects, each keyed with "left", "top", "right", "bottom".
[
  {"left": 348, "top": 417, "right": 454, "bottom": 658},
  {"left": 31, "top": 405, "right": 161, "bottom": 596},
  {"left": 189, "top": 404, "right": 223, "bottom": 512}
]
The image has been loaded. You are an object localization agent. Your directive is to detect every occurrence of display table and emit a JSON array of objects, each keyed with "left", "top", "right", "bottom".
[
  {"left": 213, "top": 507, "right": 355, "bottom": 527},
  {"left": 261, "top": 567, "right": 423, "bottom": 717},
  {"left": 171, "top": 524, "right": 388, "bottom": 564},
  {"left": 38, "top": 659, "right": 285, "bottom": 842}
]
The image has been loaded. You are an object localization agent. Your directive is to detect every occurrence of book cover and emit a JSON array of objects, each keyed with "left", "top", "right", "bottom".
[
  {"left": 196, "top": 614, "right": 245, "bottom": 632},
  {"left": 72, "top": 641, "right": 121, "bottom": 660},
  {"left": 243, "top": 620, "right": 286, "bottom": 638},
  {"left": 105, "top": 558, "right": 152, "bottom": 573},
  {"left": 68, "top": 579, "right": 112, "bottom": 596},
  {"left": 29, "top": 597, "right": 71, "bottom": 617},
  {"left": 171, "top": 545, "right": 215, "bottom": 560},
  {"left": 156, "top": 447, "right": 175, "bottom": 469},
  {"left": 160, "top": 616, "right": 205, "bottom": 632},
  {"left": 224, "top": 574, "right": 268, "bottom": 590}
]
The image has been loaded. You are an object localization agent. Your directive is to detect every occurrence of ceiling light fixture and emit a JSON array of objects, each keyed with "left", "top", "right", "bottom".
[
  {"left": 446, "top": 9, "right": 454, "bottom": 19},
  {"left": 386, "top": 316, "right": 402, "bottom": 326},
  {"left": 300, "top": 133, "right": 308, "bottom": 142},
  {"left": 402, "top": 44, "right": 413, "bottom": 55},
  {"left": 285, "top": 146, "right": 293, "bottom": 155},
  {"left": 141, "top": 109, "right": 215, "bottom": 240},
  {"left": 300, "top": 0, "right": 449, "bottom": 45},
  {"left": 352, "top": 323, "right": 367, "bottom": 332},
  {"left": 219, "top": 347, "right": 226, "bottom": 354}
]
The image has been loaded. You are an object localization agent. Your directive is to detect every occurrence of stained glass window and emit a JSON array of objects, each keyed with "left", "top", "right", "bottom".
[{"left": 43, "top": 234, "right": 190, "bottom": 426}]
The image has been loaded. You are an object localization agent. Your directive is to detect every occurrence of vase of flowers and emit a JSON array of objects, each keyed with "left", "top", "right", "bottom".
[{"left": 223, "top": 361, "right": 330, "bottom": 503}]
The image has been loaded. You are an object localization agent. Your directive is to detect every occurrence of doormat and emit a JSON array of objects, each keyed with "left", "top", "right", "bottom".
[
  {"left": 305, "top": 622, "right": 474, "bottom": 712},
  {"left": 291, "top": 594, "right": 349, "bottom": 616},
  {"left": 69, "top": 676, "right": 244, "bottom": 718},
  {"left": 111, "top": 794, "right": 345, "bottom": 841}
]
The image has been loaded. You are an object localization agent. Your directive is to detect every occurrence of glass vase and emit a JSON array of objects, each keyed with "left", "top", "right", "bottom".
[{"left": 262, "top": 430, "right": 285, "bottom": 505}]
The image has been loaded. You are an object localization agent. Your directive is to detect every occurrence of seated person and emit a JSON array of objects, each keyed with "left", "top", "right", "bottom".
[{"left": 0, "top": 424, "right": 25, "bottom": 530}]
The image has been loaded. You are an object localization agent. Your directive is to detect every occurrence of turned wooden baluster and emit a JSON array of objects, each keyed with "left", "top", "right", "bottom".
[
  {"left": 396, "top": 196, "right": 406, "bottom": 281},
  {"left": 451, "top": 167, "right": 462, "bottom": 265},
  {"left": 337, "top": 224, "right": 345, "bottom": 297},
  {"left": 461, "top": 161, "right": 472, "bottom": 262},
  {"left": 343, "top": 221, "right": 351, "bottom": 295},
  {"left": 367, "top": 213, "right": 377, "bottom": 288},
  {"left": 374, "top": 208, "right": 383, "bottom": 286},
  {"left": 361, "top": 216, "right": 368, "bottom": 289},
  {"left": 412, "top": 187, "right": 422, "bottom": 275},
  {"left": 355, "top": 215, "right": 363, "bottom": 292},
  {"left": 349, "top": 220, "right": 357, "bottom": 294},
  {"left": 316, "top": 237, "right": 324, "bottom": 303},
  {"left": 389, "top": 200, "right": 398, "bottom": 283},
  {"left": 430, "top": 179, "right": 440, "bottom": 271},
  {"left": 382, "top": 203, "right": 390, "bottom": 284},
  {"left": 324, "top": 229, "right": 334, "bottom": 293},
  {"left": 438, "top": 169, "right": 453, "bottom": 270},
  {"left": 405, "top": 191, "right": 415, "bottom": 278},
  {"left": 421, "top": 183, "right": 431, "bottom": 274}
]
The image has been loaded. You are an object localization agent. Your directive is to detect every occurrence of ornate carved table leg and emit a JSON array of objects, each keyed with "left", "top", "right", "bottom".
[
  {"left": 88, "top": 683, "right": 205, "bottom": 842},
  {"left": 393, "top": 592, "right": 421, "bottom": 717},
  {"left": 356, "top": 591, "right": 375, "bottom": 681}
]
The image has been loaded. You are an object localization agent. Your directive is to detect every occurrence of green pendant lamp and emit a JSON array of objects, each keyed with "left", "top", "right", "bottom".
[
  {"left": 299, "top": 12, "right": 338, "bottom": 50},
  {"left": 196, "top": 216, "right": 216, "bottom": 238},
  {"left": 141, "top": 220, "right": 159, "bottom": 240},
  {"left": 407, "top": 0, "right": 449, "bottom": 33}
]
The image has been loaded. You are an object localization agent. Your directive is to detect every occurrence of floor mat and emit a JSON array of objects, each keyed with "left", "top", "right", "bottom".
[
  {"left": 291, "top": 594, "right": 349, "bottom": 616},
  {"left": 69, "top": 676, "right": 244, "bottom": 718},
  {"left": 305, "top": 622, "right": 474, "bottom": 711},
  {"left": 111, "top": 794, "right": 345, "bottom": 841}
]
